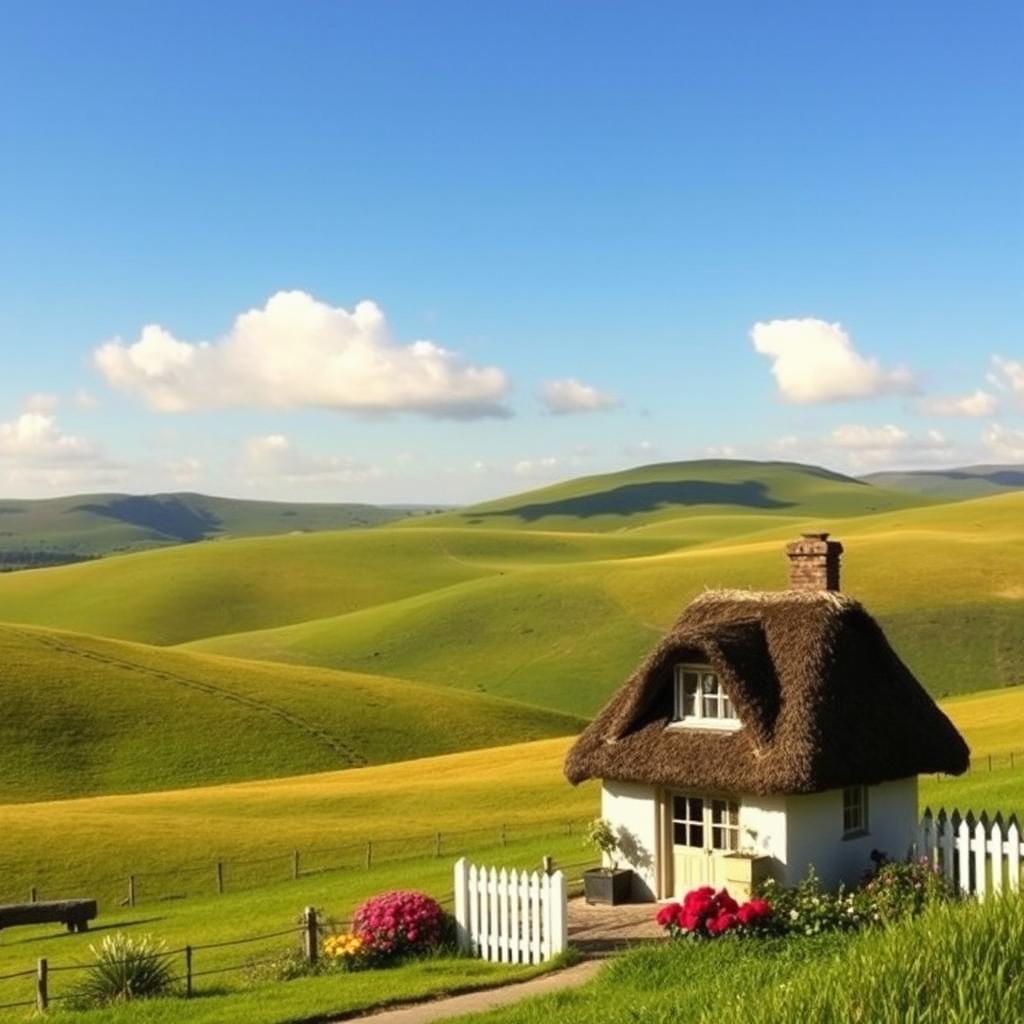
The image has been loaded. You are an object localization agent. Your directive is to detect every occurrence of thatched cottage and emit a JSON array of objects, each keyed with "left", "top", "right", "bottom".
[{"left": 566, "top": 533, "right": 970, "bottom": 900}]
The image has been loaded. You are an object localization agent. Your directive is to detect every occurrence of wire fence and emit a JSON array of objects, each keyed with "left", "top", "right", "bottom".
[
  {"left": 0, "top": 854, "right": 598, "bottom": 1015},
  {"left": 1, "top": 817, "right": 592, "bottom": 911}
]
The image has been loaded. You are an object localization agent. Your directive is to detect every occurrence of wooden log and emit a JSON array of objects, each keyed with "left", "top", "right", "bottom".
[{"left": 0, "top": 899, "right": 98, "bottom": 933}]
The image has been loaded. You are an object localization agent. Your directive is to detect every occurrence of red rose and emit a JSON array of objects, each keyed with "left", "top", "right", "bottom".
[{"left": 656, "top": 903, "right": 682, "bottom": 928}]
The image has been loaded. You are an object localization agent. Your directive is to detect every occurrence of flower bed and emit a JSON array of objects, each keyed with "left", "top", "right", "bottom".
[{"left": 656, "top": 887, "right": 772, "bottom": 938}]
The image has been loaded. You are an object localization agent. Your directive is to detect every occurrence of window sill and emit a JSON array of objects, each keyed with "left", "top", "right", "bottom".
[
  {"left": 841, "top": 828, "right": 870, "bottom": 842},
  {"left": 666, "top": 719, "right": 743, "bottom": 733}
]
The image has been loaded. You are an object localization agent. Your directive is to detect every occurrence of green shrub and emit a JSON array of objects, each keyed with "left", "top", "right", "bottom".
[
  {"left": 858, "top": 856, "right": 956, "bottom": 925},
  {"left": 71, "top": 933, "right": 176, "bottom": 1006},
  {"left": 757, "top": 868, "right": 864, "bottom": 936}
]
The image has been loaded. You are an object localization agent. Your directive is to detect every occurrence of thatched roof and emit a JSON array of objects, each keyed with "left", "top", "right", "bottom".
[{"left": 565, "top": 589, "right": 970, "bottom": 795}]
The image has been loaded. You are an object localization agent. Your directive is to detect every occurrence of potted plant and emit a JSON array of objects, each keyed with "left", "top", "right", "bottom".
[{"left": 582, "top": 818, "right": 633, "bottom": 905}]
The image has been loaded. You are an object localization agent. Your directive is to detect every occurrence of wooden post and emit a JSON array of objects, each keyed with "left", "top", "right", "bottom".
[
  {"left": 128, "top": 874, "right": 136, "bottom": 908},
  {"left": 365, "top": 841, "right": 372, "bottom": 870},
  {"left": 303, "top": 906, "right": 318, "bottom": 965},
  {"left": 501, "top": 823, "right": 507, "bottom": 848},
  {"left": 453, "top": 858, "right": 471, "bottom": 953},
  {"left": 30, "top": 886, "right": 37, "bottom": 903},
  {"left": 184, "top": 946, "right": 193, "bottom": 998},
  {"left": 542, "top": 856, "right": 553, "bottom": 876},
  {"left": 36, "top": 958, "right": 48, "bottom": 1012},
  {"left": 292, "top": 850, "right": 300, "bottom": 881},
  {"left": 216, "top": 862, "right": 224, "bottom": 895},
  {"left": 435, "top": 832, "right": 442, "bottom": 858}
]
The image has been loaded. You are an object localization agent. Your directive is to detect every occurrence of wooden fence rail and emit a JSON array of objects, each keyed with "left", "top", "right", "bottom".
[
  {"left": 916, "top": 808, "right": 1024, "bottom": 899},
  {"left": 453, "top": 858, "right": 566, "bottom": 965}
]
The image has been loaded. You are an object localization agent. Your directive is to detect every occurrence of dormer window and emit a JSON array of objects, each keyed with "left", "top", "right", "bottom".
[{"left": 672, "top": 665, "right": 741, "bottom": 730}]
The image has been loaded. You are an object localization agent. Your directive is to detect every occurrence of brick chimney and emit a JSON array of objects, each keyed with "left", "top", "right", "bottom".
[{"left": 786, "top": 532, "right": 843, "bottom": 591}]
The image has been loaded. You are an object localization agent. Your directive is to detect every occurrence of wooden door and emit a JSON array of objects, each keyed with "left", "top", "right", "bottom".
[
  {"left": 670, "top": 794, "right": 741, "bottom": 897},
  {"left": 671, "top": 795, "right": 711, "bottom": 894}
]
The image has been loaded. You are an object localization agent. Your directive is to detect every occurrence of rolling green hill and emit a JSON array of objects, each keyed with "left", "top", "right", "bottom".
[
  {"left": 863, "top": 463, "right": 1024, "bottom": 499},
  {"left": 0, "top": 463, "right": 1020, "bottom": 720},
  {"left": 0, "top": 623, "right": 582, "bottom": 802},
  {"left": 188, "top": 491, "right": 1024, "bottom": 714},
  {"left": 0, "top": 490, "right": 423, "bottom": 567},
  {"left": 426, "top": 459, "right": 931, "bottom": 532}
]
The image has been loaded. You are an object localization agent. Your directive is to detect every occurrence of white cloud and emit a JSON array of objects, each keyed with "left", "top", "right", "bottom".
[
  {"left": 165, "top": 456, "right": 204, "bottom": 486},
  {"left": 919, "top": 389, "right": 998, "bottom": 417},
  {"left": 95, "top": 290, "right": 511, "bottom": 419},
  {"left": 513, "top": 456, "right": 566, "bottom": 478},
  {"left": 540, "top": 378, "right": 620, "bottom": 415},
  {"left": 827, "top": 423, "right": 953, "bottom": 468},
  {"left": 241, "top": 434, "right": 379, "bottom": 484},
  {"left": 23, "top": 392, "right": 60, "bottom": 414},
  {"left": 750, "top": 318, "right": 914, "bottom": 403},
  {"left": 989, "top": 356, "right": 1024, "bottom": 402},
  {"left": 982, "top": 424, "right": 1024, "bottom": 462},
  {"left": 0, "top": 412, "right": 100, "bottom": 463},
  {"left": 74, "top": 389, "right": 101, "bottom": 411}
]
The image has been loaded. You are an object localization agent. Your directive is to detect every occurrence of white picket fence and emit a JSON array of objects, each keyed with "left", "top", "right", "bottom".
[
  {"left": 916, "top": 809, "right": 1024, "bottom": 899},
  {"left": 453, "top": 858, "right": 567, "bottom": 964}
]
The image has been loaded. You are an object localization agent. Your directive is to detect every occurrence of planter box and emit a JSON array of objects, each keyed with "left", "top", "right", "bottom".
[
  {"left": 583, "top": 868, "right": 633, "bottom": 905},
  {"left": 713, "top": 855, "right": 776, "bottom": 901}
]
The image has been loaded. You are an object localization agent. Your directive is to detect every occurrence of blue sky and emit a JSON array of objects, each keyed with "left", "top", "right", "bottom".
[{"left": 0, "top": 0, "right": 1021, "bottom": 501}]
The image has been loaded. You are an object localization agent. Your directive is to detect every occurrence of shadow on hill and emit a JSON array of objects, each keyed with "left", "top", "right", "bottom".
[
  {"left": 940, "top": 469, "right": 1024, "bottom": 488},
  {"left": 71, "top": 497, "right": 222, "bottom": 542},
  {"left": 471, "top": 479, "right": 794, "bottom": 523}
]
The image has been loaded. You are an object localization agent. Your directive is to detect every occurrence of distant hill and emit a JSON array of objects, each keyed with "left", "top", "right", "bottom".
[
  {"left": 862, "top": 464, "right": 1024, "bottom": 499},
  {"left": 423, "top": 459, "right": 932, "bottom": 532},
  {"left": 0, "top": 491, "right": 434, "bottom": 568},
  {"left": 0, "top": 622, "right": 582, "bottom": 802}
]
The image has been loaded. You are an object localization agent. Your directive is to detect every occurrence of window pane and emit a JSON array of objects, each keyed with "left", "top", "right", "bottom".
[
  {"left": 711, "top": 826, "right": 724, "bottom": 849},
  {"left": 728, "top": 801, "right": 739, "bottom": 825},
  {"left": 722, "top": 694, "right": 735, "bottom": 719},
  {"left": 684, "top": 679, "right": 698, "bottom": 717},
  {"left": 702, "top": 694, "right": 718, "bottom": 718},
  {"left": 688, "top": 798, "right": 703, "bottom": 819},
  {"left": 672, "top": 796, "right": 686, "bottom": 820},
  {"left": 673, "top": 822, "right": 687, "bottom": 845},
  {"left": 689, "top": 823, "right": 704, "bottom": 847},
  {"left": 702, "top": 673, "right": 719, "bottom": 695}
]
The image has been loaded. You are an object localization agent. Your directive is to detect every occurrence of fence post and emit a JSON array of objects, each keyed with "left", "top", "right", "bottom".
[
  {"left": 988, "top": 755, "right": 993, "bottom": 772},
  {"left": 550, "top": 870, "right": 567, "bottom": 956},
  {"left": 303, "top": 906, "right": 319, "bottom": 965},
  {"left": 501, "top": 823, "right": 507, "bottom": 848},
  {"left": 184, "top": 946, "right": 193, "bottom": 998},
  {"left": 216, "top": 861, "right": 225, "bottom": 895},
  {"left": 453, "top": 858, "right": 471, "bottom": 953},
  {"left": 365, "top": 841, "right": 373, "bottom": 870},
  {"left": 30, "top": 886, "right": 37, "bottom": 903},
  {"left": 435, "top": 832, "right": 442, "bottom": 858},
  {"left": 542, "top": 856, "right": 553, "bottom": 876},
  {"left": 292, "top": 850, "right": 300, "bottom": 881},
  {"left": 36, "top": 958, "right": 48, "bottom": 1012},
  {"left": 128, "top": 874, "right": 136, "bottom": 908}
]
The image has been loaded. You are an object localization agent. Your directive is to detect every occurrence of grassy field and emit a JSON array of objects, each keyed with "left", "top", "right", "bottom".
[
  {"left": 189, "top": 491, "right": 1024, "bottom": 713},
  {"left": 0, "top": 684, "right": 1018, "bottom": 912},
  {"left": 0, "top": 836, "right": 583, "bottom": 1023},
  {"left": 0, "top": 739, "right": 598, "bottom": 908},
  {"left": 0, "top": 625, "right": 581, "bottom": 802},
  {"left": 0, "top": 491, "right": 417, "bottom": 564},
  {"left": 453, "top": 896, "right": 1024, "bottom": 1024}
]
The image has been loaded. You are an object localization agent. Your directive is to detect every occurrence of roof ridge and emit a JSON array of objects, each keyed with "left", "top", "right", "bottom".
[{"left": 694, "top": 587, "right": 856, "bottom": 609}]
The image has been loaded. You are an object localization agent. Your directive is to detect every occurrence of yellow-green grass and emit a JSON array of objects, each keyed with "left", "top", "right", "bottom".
[
  {"left": 0, "top": 739, "right": 598, "bottom": 911},
  {"left": 190, "top": 492, "right": 1024, "bottom": 714},
  {"left": 0, "top": 625, "right": 582, "bottom": 803},
  {"left": 420, "top": 459, "right": 931, "bottom": 532},
  {"left": 0, "top": 837, "right": 580, "bottom": 1023},
  {"left": 0, "top": 526, "right": 680, "bottom": 645},
  {"left": 0, "top": 686, "right": 1019, "bottom": 918}
]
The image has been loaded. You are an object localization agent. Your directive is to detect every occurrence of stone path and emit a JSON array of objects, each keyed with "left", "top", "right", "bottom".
[{"left": 334, "top": 898, "right": 661, "bottom": 1023}]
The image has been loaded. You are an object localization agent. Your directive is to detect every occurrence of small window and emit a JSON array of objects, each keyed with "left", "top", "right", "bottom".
[
  {"left": 710, "top": 798, "right": 740, "bottom": 852},
  {"left": 842, "top": 785, "right": 869, "bottom": 836},
  {"left": 673, "top": 666, "right": 739, "bottom": 728},
  {"left": 671, "top": 794, "right": 740, "bottom": 851}
]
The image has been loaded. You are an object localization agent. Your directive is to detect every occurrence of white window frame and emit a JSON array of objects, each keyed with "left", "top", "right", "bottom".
[
  {"left": 842, "top": 785, "right": 869, "bottom": 837},
  {"left": 670, "top": 664, "right": 742, "bottom": 731},
  {"left": 670, "top": 793, "right": 741, "bottom": 852}
]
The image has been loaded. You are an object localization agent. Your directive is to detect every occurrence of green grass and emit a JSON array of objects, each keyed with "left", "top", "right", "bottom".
[
  {"left": 0, "top": 624, "right": 582, "bottom": 802},
  {"left": 0, "top": 836, "right": 583, "bottom": 1023},
  {"left": 452, "top": 896, "right": 1024, "bottom": 1024},
  {"left": 0, "top": 739, "right": 597, "bottom": 908},
  {"left": 188, "top": 491, "right": 1024, "bottom": 713},
  {"left": 0, "top": 491, "right": 416, "bottom": 563}
]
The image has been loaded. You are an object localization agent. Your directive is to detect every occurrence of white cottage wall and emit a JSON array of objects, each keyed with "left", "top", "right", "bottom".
[
  {"left": 600, "top": 780, "right": 659, "bottom": 900},
  {"left": 784, "top": 777, "right": 918, "bottom": 888},
  {"left": 738, "top": 796, "right": 788, "bottom": 868}
]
